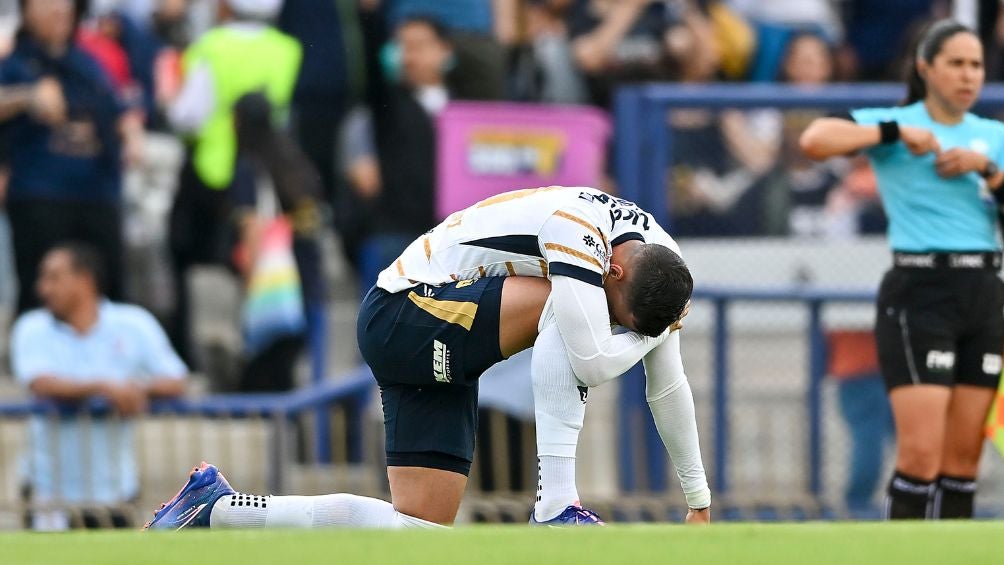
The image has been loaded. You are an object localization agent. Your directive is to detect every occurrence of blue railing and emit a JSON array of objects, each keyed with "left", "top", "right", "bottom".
[
  {"left": 0, "top": 366, "right": 374, "bottom": 492},
  {"left": 614, "top": 82, "right": 1004, "bottom": 229},
  {"left": 612, "top": 82, "right": 1004, "bottom": 499},
  {"left": 618, "top": 287, "right": 876, "bottom": 498}
]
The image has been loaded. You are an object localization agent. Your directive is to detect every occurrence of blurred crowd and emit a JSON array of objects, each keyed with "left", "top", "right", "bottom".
[{"left": 0, "top": 0, "right": 999, "bottom": 385}]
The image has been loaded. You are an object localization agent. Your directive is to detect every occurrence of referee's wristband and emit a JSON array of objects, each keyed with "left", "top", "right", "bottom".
[
  {"left": 878, "top": 121, "right": 900, "bottom": 144},
  {"left": 993, "top": 182, "right": 1004, "bottom": 204}
]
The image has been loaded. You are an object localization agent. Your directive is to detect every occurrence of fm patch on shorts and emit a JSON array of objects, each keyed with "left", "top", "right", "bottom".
[
  {"left": 983, "top": 354, "right": 1002, "bottom": 375},
  {"left": 925, "top": 350, "right": 955, "bottom": 373}
]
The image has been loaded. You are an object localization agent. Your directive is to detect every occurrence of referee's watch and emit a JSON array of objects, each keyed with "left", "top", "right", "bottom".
[{"left": 982, "top": 160, "right": 1000, "bottom": 180}]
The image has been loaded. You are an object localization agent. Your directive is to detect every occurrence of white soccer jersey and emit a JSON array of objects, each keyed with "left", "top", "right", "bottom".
[{"left": 376, "top": 186, "right": 681, "bottom": 293}]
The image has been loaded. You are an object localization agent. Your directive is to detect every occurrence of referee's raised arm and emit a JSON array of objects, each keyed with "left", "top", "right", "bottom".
[
  {"left": 799, "top": 116, "right": 940, "bottom": 160},
  {"left": 799, "top": 116, "right": 882, "bottom": 160}
]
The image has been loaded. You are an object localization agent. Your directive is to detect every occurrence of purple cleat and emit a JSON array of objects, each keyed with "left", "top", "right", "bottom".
[
  {"left": 530, "top": 504, "right": 606, "bottom": 526},
  {"left": 143, "top": 462, "right": 235, "bottom": 530}
]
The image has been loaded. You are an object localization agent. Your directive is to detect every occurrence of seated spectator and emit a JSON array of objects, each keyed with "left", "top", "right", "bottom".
[
  {"left": 774, "top": 33, "right": 887, "bottom": 238},
  {"left": 567, "top": 0, "right": 747, "bottom": 105},
  {"left": 666, "top": 17, "right": 781, "bottom": 236},
  {"left": 507, "top": 0, "right": 588, "bottom": 104},
  {"left": 774, "top": 33, "right": 850, "bottom": 237},
  {"left": 729, "top": 0, "right": 841, "bottom": 81},
  {"left": 231, "top": 93, "right": 323, "bottom": 392},
  {"left": 10, "top": 243, "right": 187, "bottom": 531},
  {"left": 0, "top": 0, "right": 144, "bottom": 315},
  {"left": 567, "top": 0, "right": 686, "bottom": 107},
  {"left": 347, "top": 13, "right": 453, "bottom": 290}
]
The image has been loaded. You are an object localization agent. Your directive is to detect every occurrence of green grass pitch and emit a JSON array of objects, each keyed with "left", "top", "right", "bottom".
[{"left": 1, "top": 522, "right": 1001, "bottom": 565}]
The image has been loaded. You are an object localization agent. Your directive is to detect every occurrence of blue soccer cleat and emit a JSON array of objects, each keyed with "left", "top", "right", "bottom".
[
  {"left": 529, "top": 504, "right": 606, "bottom": 526},
  {"left": 143, "top": 462, "right": 235, "bottom": 530}
]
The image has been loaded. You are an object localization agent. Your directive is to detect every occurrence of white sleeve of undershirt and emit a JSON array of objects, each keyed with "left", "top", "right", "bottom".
[
  {"left": 549, "top": 274, "right": 669, "bottom": 387},
  {"left": 643, "top": 333, "right": 711, "bottom": 509}
]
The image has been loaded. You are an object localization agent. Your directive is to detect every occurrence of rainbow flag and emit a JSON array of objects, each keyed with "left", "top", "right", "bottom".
[
  {"left": 988, "top": 374, "right": 1004, "bottom": 458},
  {"left": 242, "top": 217, "right": 305, "bottom": 355}
]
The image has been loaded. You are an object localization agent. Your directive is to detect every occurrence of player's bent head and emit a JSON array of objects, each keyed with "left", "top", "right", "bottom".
[{"left": 627, "top": 245, "right": 693, "bottom": 337}]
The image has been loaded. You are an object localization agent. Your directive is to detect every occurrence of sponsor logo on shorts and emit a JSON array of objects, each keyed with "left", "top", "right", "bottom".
[
  {"left": 456, "top": 279, "right": 475, "bottom": 289},
  {"left": 983, "top": 353, "right": 1002, "bottom": 375},
  {"left": 433, "top": 339, "right": 452, "bottom": 383},
  {"left": 925, "top": 350, "right": 956, "bottom": 372}
]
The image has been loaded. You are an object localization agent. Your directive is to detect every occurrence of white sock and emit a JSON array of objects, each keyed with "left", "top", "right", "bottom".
[
  {"left": 532, "top": 322, "right": 586, "bottom": 521},
  {"left": 209, "top": 493, "right": 444, "bottom": 529},
  {"left": 535, "top": 456, "right": 578, "bottom": 520}
]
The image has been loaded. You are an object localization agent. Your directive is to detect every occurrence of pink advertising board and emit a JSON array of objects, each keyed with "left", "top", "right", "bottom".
[{"left": 436, "top": 101, "right": 611, "bottom": 220}]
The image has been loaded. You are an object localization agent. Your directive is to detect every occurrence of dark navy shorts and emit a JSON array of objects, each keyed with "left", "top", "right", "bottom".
[{"left": 356, "top": 277, "right": 506, "bottom": 475}]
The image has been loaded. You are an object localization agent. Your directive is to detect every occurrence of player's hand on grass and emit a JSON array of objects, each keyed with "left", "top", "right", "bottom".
[
  {"left": 899, "top": 126, "right": 940, "bottom": 156},
  {"left": 685, "top": 507, "right": 711, "bottom": 525},
  {"left": 934, "top": 148, "right": 989, "bottom": 178}
]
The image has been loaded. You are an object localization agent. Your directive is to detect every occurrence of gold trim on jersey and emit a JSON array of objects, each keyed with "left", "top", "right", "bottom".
[
  {"left": 543, "top": 243, "right": 603, "bottom": 270},
  {"left": 395, "top": 258, "right": 405, "bottom": 276},
  {"left": 539, "top": 260, "right": 549, "bottom": 277},
  {"left": 478, "top": 265, "right": 487, "bottom": 277},
  {"left": 407, "top": 292, "right": 478, "bottom": 331},
  {"left": 505, "top": 261, "right": 516, "bottom": 276},
  {"left": 423, "top": 237, "right": 432, "bottom": 261},
  {"left": 475, "top": 186, "right": 563, "bottom": 208},
  {"left": 553, "top": 210, "right": 601, "bottom": 238}
]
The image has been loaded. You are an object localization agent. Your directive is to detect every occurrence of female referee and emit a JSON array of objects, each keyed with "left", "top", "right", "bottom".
[{"left": 800, "top": 19, "right": 1004, "bottom": 520}]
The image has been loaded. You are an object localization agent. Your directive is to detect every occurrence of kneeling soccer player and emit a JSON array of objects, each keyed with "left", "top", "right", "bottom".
[{"left": 145, "top": 186, "right": 711, "bottom": 529}]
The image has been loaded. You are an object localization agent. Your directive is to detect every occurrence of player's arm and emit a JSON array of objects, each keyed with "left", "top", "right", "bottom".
[
  {"left": 643, "top": 332, "right": 712, "bottom": 522},
  {"left": 800, "top": 113, "right": 939, "bottom": 160},
  {"left": 550, "top": 274, "right": 668, "bottom": 387},
  {"left": 540, "top": 205, "right": 668, "bottom": 386}
]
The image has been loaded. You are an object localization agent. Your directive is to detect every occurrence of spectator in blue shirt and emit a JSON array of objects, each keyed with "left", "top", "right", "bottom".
[
  {"left": 0, "top": 0, "right": 144, "bottom": 315},
  {"left": 11, "top": 242, "right": 187, "bottom": 530}
]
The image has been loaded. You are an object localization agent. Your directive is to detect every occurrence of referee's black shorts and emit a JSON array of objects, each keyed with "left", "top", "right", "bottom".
[{"left": 875, "top": 252, "right": 1004, "bottom": 391}]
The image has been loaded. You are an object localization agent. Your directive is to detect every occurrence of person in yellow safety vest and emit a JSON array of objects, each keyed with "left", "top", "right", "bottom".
[{"left": 165, "top": 0, "right": 302, "bottom": 367}]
